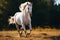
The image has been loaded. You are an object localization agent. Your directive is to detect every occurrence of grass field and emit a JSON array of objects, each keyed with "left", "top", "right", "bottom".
[{"left": 0, "top": 28, "right": 60, "bottom": 40}]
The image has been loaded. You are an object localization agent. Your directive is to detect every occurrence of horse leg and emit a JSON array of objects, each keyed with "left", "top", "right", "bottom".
[
  {"left": 20, "top": 18, "right": 27, "bottom": 37},
  {"left": 19, "top": 27, "right": 24, "bottom": 36},
  {"left": 21, "top": 24, "right": 27, "bottom": 37},
  {"left": 29, "top": 22, "right": 32, "bottom": 34},
  {"left": 15, "top": 24, "right": 21, "bottom": 37}
]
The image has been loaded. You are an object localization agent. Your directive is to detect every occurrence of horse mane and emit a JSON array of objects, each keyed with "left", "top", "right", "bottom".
[
  {"left": 19, "top": 2, "right": 32, "bottom": 12},
  {"left": 19, "top": 2, "right": 27, "bottom": 12}
]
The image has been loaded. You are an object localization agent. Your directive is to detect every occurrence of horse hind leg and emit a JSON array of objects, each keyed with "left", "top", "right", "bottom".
[
  {"left": 15, "top": 24, "right": 22, "bottom": 37},
  {"left": 19, "top": 27, "right": 24, "bottom": 36}
]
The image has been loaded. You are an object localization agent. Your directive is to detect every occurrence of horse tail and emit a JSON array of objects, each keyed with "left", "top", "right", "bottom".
[{"left": 8, "top": 16, "right": 15, "bottom": 24}]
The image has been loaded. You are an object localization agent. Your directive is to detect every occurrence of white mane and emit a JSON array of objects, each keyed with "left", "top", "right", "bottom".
[{"left": 19, "top": 2, "right": 32, "bottom": 12}]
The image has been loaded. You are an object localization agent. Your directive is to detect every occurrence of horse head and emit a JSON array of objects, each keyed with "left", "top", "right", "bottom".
[
  {"left": 24, "top": 2, "right": 32, "bottom": 16},
  {"left": 19, "top": 2, "right": 32, "bottom": 16}
]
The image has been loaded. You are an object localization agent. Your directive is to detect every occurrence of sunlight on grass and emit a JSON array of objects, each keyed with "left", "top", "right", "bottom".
[{"left": 0, "top": 28, "right": 60, "bottom": 40}]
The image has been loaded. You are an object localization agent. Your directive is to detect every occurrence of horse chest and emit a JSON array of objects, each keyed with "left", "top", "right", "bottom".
[{"left": 23, "top": 14, "right": 30, "bottom": 25}]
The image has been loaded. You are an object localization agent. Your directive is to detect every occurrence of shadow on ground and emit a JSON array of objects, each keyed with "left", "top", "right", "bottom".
[{"left": 44, "top": 36, "right": 60, "bottom": 40}]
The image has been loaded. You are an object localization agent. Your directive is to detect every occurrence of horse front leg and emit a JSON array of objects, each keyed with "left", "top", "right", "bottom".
[
  {"left": 21, "top": 23, "right": 27, "bottom": 37},
  {"left": 20, "top": 18, "right": 27, "bottom": 37},
  {"left": 29, "top": 22, "right": 32, "bottom": 35},
  {"left": 15, "top": 23, "right": 21, "bottom": 37}
]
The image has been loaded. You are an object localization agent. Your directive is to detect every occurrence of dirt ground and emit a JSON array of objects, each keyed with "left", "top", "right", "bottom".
[{"left": 0, "top": 28, "right": 60, "bottom": 40}]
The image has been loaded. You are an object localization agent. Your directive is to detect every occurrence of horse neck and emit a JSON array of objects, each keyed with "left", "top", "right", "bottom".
[{"left": 23, "top": 11, "right": 30, "bottom": 18}]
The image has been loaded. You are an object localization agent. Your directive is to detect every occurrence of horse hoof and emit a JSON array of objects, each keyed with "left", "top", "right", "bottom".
[
  {"left": 26, "top": 33, "right": 30, "bottom": 37},
  {"left": 27, "top": 33, "right": 30, "bottom": 35},
  {"left": 19, "top": 32, "right": 23, "bottom": 37}
]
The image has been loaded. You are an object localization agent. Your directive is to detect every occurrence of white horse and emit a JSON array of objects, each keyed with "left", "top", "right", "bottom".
[{"left": 8, "top": 2, "right": 32, "bottom": 37}]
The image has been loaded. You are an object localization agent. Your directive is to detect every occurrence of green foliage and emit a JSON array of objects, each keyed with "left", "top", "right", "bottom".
[
  {"left": 0, "top": 0, "right": 7, "bottom": 14},
  {"left": 0, "top": 0, "right": 60, "bottom": 30}
]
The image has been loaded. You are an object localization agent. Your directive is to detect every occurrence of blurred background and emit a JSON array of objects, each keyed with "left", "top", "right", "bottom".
[{"left": 0, "top": 0, "right": 60, "bottom": 30}]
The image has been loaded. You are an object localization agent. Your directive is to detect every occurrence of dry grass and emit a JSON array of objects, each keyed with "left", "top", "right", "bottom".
[{"left": 0, "top": 28, "right": 60, "bottom": 40}]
